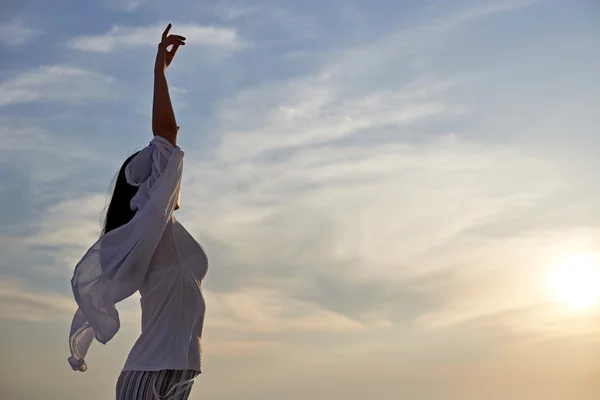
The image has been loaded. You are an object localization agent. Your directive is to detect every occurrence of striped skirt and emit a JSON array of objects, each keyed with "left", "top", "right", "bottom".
[{"left": 116, "top": 370, "right": 199, "bottom": 400}]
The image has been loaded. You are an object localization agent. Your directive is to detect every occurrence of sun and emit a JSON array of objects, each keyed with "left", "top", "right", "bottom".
[{"left": 548, "top": 253, "right": 600, "bottom": 310}]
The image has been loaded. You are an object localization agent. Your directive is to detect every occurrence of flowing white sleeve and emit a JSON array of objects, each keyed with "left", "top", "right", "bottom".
[{"left": 68, "top": 136, "right": 183, "bottom": 372}]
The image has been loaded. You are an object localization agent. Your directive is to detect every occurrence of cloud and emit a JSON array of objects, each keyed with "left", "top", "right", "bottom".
[
  {"left": 2, "top": 1, "right": 563, "bottom": 345},
  {"left": 179, "top": 133, "right": 564, "bottom": 318},
  {"left": 0, "top": 118, "right": 117, "bottom": 282},
  {"left": 414, "top": 226, "right": 600, "bottom": 338},
  {"left": 0, "top": 119, "right": 110, "bottom": 210},
  {"left": 173, "top": 22, "right": 565, "bottom": 328},
  {"left": 315, "top": 0, "right": 538, "bottom": 81},
  {"left": 165, "top": 0, "right": 571, "bottom": 335},
  {"left": 457, "top": 0, "right": 539, "bottom": 21},
  {"left": 24, "top": 194, "right": 107, "bottom": 266},
  {"left": 216, "top": 77, "right": 450, "bottom": 161},
  {"left": 0, "top": 0, "right": 583, "bottom": 359},
  {"left": 0, "top": 19, "right": 40, "bottom": 47},
  {"left": 205, "top": 288, "right": 365, "bottom": 334},
  {"left": 0, "top": 118, "right": 103, "bottom": 162},
  {"left": 214, "top": 1, "right": 258, "bottom": 20},
  {"left": 208, "top": 1, "right": 541, "bottom": 163},
  {"left": 106, "top": 0, "right": 147, "bottom": 12},
  {"left": 69, "top": 22, "right": 243, "bottom": 53},
  {"left": 0, "top": 275, "right": 144, "bottom": 326},
  {"left": 0, "top": 65, "right": 115, "bottom": 106},
  {"left": 421, "top": 0, "right": 539, "bottom": 32},
  {"left": 0, "top": 277, "right": 74, "bottom": 323},
  {"left": 2, "top": 1, "right": 600, "bottom": 398}
]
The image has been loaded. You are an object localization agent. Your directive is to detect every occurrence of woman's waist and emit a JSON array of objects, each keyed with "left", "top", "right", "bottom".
[
  {"left": 140, "top": 290, "right": 205, "bottom": 329},
  {"left": 140, "top": 267, "right": 203, "bottom": 299},
  {"left": 138, "top": 316, "right": 204, "bottom": 339}
]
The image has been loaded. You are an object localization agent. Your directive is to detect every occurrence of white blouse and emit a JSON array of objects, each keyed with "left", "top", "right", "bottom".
[{"left": 68, "top": 136, "right": 208, "bottom": 373}]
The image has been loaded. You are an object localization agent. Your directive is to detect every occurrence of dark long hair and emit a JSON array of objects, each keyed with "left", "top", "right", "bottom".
[{"left": 102, "top": 152, "right": 140, "bottom": 234}]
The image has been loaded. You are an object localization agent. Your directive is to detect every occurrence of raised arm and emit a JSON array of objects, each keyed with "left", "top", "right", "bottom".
[{"left": 152, "top": 24, "right": 186, "bottom": 146}]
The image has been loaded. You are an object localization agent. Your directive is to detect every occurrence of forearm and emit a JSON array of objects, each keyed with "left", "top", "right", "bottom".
[{"left": 152, "top": 70, "right": 178, "bottom": 146}]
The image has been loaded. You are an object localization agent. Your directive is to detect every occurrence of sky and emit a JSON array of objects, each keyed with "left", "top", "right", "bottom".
[{"left": 1, "top": 0, "right": 600, "bottom": 399}]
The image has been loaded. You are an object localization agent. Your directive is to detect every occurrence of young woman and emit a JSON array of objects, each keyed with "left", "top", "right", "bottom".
[{"left": 67, "top": 24, "right": 209, "bottom": 400}]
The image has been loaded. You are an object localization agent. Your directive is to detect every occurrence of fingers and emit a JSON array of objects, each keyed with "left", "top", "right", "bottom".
[
  {"left": 166, "top": 34, "right": 186, "bottom": 42},
  {"left": 163, "top": 38, "right": 185, "bottom": 50},
  {"left": 158, "top": 26, "right": 186, "bottom": 67},
  {"left": 160, "top": 35, "right": 186, "bottom": 48},
  {"left": 168, "top": 44, "right": 181, "bottom": 59},
  {"left": 163, "top": 35, "right": 185, "bottom": 44},
  {"left": 162, "top": 23, "right": 172, "bottom": 41},
  {"left": 164, "top": 35, "right": 186, "bottom": 46}
]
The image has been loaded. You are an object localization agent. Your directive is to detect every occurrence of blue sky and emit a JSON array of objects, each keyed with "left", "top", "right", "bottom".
[{"left": 1, "top": 0, "right": 600, "bottom": 399}]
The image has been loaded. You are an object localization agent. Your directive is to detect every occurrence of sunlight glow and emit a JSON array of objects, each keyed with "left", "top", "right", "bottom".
[{"left": 548, "top": 253, "right": 600, "bottom": 310}]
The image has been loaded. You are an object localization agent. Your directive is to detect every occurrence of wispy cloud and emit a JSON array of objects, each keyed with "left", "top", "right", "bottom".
[
  {"left": 0, "top": 119, "right": 109, "bottom": 204},
  {"left": 24, "top": 194, "right": 107, "bottom": 266},
  {"left": 174, "top": 52, "right": 565, "bottom": 332},
  {"left": 68, "top": 22, "right": 243, "bottom": 53},
  {"left": 0, "top": 278, "right": 74, "bottom": 323},
  {"left": 0, "top": 276, "right": 145, "bottom": 325},
  {"left": 2, "top": 0, "right": 599, "bottom": 397},
  {"left": 210, "top": 0, "right": 540, "bottom": 163},
  {"left": 1, "top": 0, "right": 564, "bottom": 340},
  {"left": 106, "top": 0, "right": 147, "bottom": 12},
  {"left": 165, "top": 0, "right": 568, "bottom": 337},
  {"left": 424, "top": 0, "right": 539, "bottom": 30},
  {"left": 205, "top": 288, "right": 365, "bottom": 333},
  {"left": 0, "top": 18, "right": 41, "bottom": 47},
  {"left": 214, "top": 1, "right": 258, "bottom": 20},
  {"left": 0, "top": 66, "right": 115, "bottom": 106}
]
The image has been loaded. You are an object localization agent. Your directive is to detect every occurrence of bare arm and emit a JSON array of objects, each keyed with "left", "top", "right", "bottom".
[{"left": 152, "top": 24, "right": 186, "bottom": 146}]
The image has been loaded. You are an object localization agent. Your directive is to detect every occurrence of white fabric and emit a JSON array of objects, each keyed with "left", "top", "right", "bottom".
[
  {"left": 153, "top": 375, "right": 198, "bottom": 400},
  {"left": 68, "top": 136, "right": 208, "bottom": 373}
]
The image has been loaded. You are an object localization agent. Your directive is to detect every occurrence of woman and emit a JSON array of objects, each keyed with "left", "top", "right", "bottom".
[{"left": 67, "top": 24, "right": 209, "bottom": 400}]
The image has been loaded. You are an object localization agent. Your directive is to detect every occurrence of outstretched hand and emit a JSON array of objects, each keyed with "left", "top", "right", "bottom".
[{"left": 155, "top": 23, "right": 186, "bottom": 74}]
